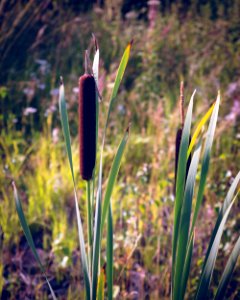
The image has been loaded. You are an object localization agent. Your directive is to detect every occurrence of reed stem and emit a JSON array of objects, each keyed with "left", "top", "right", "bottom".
[{"left": 86, "top": 180, "right": 93, "bottom": 276}]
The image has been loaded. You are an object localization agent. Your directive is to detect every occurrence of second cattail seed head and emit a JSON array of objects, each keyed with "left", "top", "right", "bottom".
[{"left": 79, "top": 71, "right": 96, "bottom": 181}]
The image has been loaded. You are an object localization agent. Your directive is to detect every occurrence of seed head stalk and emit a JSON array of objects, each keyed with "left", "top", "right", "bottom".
[{"left": 79, "top": 51, "right": 97, "bottom": 279}]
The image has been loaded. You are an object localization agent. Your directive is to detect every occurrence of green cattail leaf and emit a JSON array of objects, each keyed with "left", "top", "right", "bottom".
[
  {"left": 92, "top": 48, "right": 100, "bottom": 222},
  {"left": 204, "top": 171, "right": 240, "bottom": 266},
  {"left": 174, "top": 142, "right": 201, "bottom": 300},
  {"left": 190, "top": 92, "right": 220, "bottom": 235},
  {"left": 181, "top": 231, "right": 195, "bottom": 300},
  {"left": 195, "top": 192, "right": 238, "bottom": 300},
  {"left": 12, "top": 183, "right": 57, "bottom": 300},
  {"left": 59, "top": 83, "right": 74, "bottom": 179},
  {"left": 59, "top": 83, "right": 91, "bottom": 299},
  {"left": 101, "top": 127, "right": 129, "bottom": 235},
  {"left": 97, "top": 268, "right": 105, "bottom": 300},
  {"left": 187, "top": 102, "right": 215, "bottom": 158},
  {"left": 172, "top": 90, "right": 196, "bottom": 293},
  {"left": 95, "top": 43, "right": 131, "bottom": 300},
  {"left": 214, "top": 235, "right": 240, "bottom": 300},
  {"left": 98, "top": 41, "right": 132, "bottom": 209},
  {"left": 105, "top": 41, "right": 132, "bottom": 129},
  {"left": 195, "top": 171, "right": 240, "bottom": 299},
  {"left": 107, "top": 205, "right": 113, "bottom": 300}
]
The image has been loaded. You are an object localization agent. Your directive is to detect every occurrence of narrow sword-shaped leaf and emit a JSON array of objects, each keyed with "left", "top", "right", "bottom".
[
  {"left": 12, "top": 182, "right": 57, "bottom": 300},
  {"left": 105, "top": 41, "right": 133, "bottom": 129},
  {"left": 97, "top": 268, "right": 105, "bottom": 300},
  {"left": 92, "top": 47, "right": 100, "bottom": 236},
  {"left": 172, "top": 90, "right": 196, "bottom": 294},
  {"left": 107, "top": 205, "right": 113, "bottom": 300},
  {"left": 101, "top": 127, "right": 129, "bottom": 235},
  {"left": 214, "top": 235, "right": 240, "bottom": 300},
  {"left": 59, "top": 82, "right": 90, "bottom": 299},
  {"left": 203, "top": 171, "right": 240, "bottom": 268},
  {"left": 174, "top": 142, "right": 201, "bottom": 300},
  {"left": 187, "top": 102, "right": 215, "bottom": 158},
  {"left": 180, "top": 231, "right": 195, "bottom": 300},
  {"left": 195, "top": 171, "right": 240, "bottom": 298},
  {"left": 95, "top": 43, "right": 131, "bottom": 300},
  {"left": 195, "top": 193, "right": 238, "bottom": 300},
  {"left": 190, "top": 92, "right": 220, "bottom": 236},
  {"left": 98, "top": 41, "right": 132, "bottom": 191}
]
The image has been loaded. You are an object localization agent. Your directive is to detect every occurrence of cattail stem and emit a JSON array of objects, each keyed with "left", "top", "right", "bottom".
[
  {"left": 180, "top": 81, "right": 184, "bottom": 128},
  {"left": 86, "top": 180, "right": 93, "bottom": 277}
]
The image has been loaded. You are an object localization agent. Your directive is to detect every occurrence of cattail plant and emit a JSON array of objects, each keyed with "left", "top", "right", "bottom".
[
  {"left": 172, "top": 90, "right": 240, "bottom": 300},
  {"left": 12, "top": 37, "right": 132, "bottom": 300}
]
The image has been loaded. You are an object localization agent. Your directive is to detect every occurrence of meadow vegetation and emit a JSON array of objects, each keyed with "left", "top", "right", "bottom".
[{"left": 0, "top": 1, "right": 240, "bottom": 299}]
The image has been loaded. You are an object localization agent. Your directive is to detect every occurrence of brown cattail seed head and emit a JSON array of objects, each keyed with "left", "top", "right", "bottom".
[{"left": 79, "top": 74, "right": 96, "bottom": 181}]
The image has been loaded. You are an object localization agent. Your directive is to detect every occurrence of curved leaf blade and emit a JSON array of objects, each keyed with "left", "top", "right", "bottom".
[
  {"left": 101, "top": 127, "right": 129, "bottom": 235},
  {"left": 187, "top": 102, "right": 215, "bottom": 158},
  {"left": 190, "top": 92, "right": 220, "bottom": 235},
  {"left": 172, "top": 90, "right": 196, "bottom": 293},
  {"left": 195, "top": 193, "right": 238, "bottom": 300},
  {"left": 97, "top": 268, "right": 105, "bottom": 300},
  {"left": 105, "top": 41, "right": 133, "bottom": 129},
  {"left": 204, "top": 171, "right": 240, "bottom": 264},
  {"left": 13, "top": 182, "right": 57, "bottom": 300},
  {"left": 214, "top": 235, "right": 240, "bottom": 300},
  {"left": 181, "top": 231, "right": 195, "bottom": 300},
  {"left": 107, "top": 205, "right": 113, "bottom": 300},
  {"left": 174, "top": 142, "right": 201, "bottom": 299}
]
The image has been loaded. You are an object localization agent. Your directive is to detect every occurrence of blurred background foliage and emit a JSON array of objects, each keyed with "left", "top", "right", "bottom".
[{"left": 0, "top": 0, "right": 240, "bottom": 299}]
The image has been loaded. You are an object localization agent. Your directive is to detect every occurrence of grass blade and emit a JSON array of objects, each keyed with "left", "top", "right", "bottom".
[
  {"left": 92, "top": 47, "right": 100, "bottom": 238},
  {"left": 214, "top": 235, "right": 240, "bottom": 300},
  {"left": 107, "top": 205, "right": 113, "bottom": 300},
  {"left": 172, "top": 90, "right": 196, "bottom": 293},
  {"left": 95, "top": 42, "right": 131, "bottom": 300},
  {"left": 59, "top": 82, "right": 90, "bottom": 299},
  {"left": 101, "top": 126, "right": 129, "bottom": 236},
  {"left": 204, "top": 171, "right": 240, "bottom": 265},
  {"left": 173, "top": 142, "right": 201, "bottom": 300},
  {"left": 98, "top": 41, "right": 132, "bottom": 193},
  {"left": 12, "top": 182, "right": 57, "bottom": 300},
  {"left": 181, "top": 231, "right": 195, "bottom": 300},
  {"left": 195, "top": 193, "right": 238, "bottom": 300},
  {"left": 194, "top": 171, "right": 240, "bottom": 299},
  {"left": 105, "top": 41, "right": 133, "bottom": 129},
  {"left": 97, "top": 268, "right": 105, "bottom": 300},
  {"left": 190, "top": 92, "right": 220, "bottom": 235},
  {"left": 187, "top": 102, "right": 215, "bottom": 158},
  {"left": 98, "top": 41, "right": 132, "bottom": 223}
]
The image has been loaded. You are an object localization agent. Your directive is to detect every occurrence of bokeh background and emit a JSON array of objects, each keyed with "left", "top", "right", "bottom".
[{"left": 0, "top": 0, "right": 240, "bottom": 299}]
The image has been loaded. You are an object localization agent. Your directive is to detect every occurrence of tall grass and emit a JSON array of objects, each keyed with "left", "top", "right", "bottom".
[{"left": 172, "top": 90, "right": 240, "bottom": 300}]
